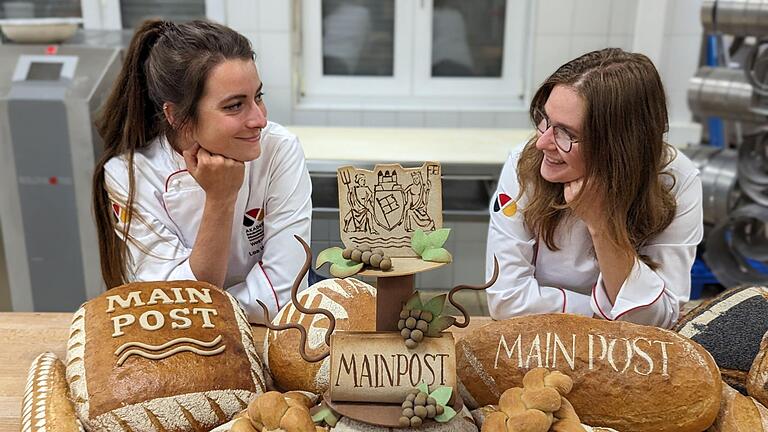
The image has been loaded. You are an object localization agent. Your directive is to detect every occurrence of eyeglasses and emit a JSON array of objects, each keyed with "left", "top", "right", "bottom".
[{"left": 533, "top": 109, "right": 579, "bottom": 153}]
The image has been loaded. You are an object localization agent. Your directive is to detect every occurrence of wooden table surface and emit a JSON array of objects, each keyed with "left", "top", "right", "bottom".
[{"left": 0, "top": 312, "right": 492, "bottom": 431}]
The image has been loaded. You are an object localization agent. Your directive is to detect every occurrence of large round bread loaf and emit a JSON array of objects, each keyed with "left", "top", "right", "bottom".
[
  {"left": 675, "top": 286, "right": 768, "bottom": 394},
  {"left": 456, "top": 314, "right": 721, "bottom": 432},
  {"left": 66, "top": 281, "right": 266, "bottom": 432},
  {"left": 748, "top": 331, "right": 768, "bottom": 408},
  {"left": 708, "top": 382, "right": 768, "bottom": 431},
  {"left": 22, "top": 352, "right": 83, "bottom": 432},
  {"left": 264, "top": 278, "right": 376, "bottom": 394}
]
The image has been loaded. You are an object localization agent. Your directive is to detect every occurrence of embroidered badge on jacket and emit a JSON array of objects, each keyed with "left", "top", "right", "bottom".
[
  {"left": 493, "top": 193, "right": 517, "bottom": 217},
  {"left": 243, "top": 208, "right": 265, "bottom": 256}
]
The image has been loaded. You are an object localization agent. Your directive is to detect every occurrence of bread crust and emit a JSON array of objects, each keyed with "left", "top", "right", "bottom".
[
  {"left": 676, "top": 286, "right": 768, "bottom": 393},
  {"left": 66, "top": 281, "right": 266, "bottom": 431},
  {"left": 22, "top": 352, "right": 83, "bottom": 432},
  {"left": 748, "top": 331, "right": 768, "bottom": 408},
  {"left": 264, "top": 278, "right": 376, "bottom": 393},
  {"left": 708, "top": 382, "right": 768, "bottom": 431}
]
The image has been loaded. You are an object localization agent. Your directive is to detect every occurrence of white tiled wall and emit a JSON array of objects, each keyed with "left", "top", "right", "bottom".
[
  {"left": 532, "top": 0, "right": 637, "bottom": 90},
  {"left": 661, "top": 0, "right": 705, "bottom": 147},
  {"left": 219, "top": 0, "right": 704, "bottom": 133},
  {"left": 221, "top": 0, "right": 294, "bottom": 125}
]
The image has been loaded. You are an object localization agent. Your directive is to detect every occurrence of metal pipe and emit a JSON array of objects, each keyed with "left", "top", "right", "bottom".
[
  {"left": 683, "top": 144, "right": 741, "bottom": 225},
  {"left": 688, "top": 66, "right": 765, "bottom": 123},
  {"left": 702, "top": 0, "right": 768, "bottom": 36},
  {"left": 705, "top": 204, "right": 768, "bottom": 287}
]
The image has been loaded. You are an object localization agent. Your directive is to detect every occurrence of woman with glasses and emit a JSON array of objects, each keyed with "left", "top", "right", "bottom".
[{"left": 485, "top": 48, "right": 703, "bottom": 328}]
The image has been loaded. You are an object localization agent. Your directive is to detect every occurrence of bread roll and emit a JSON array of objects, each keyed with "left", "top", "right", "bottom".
[
  {"left": 708, "top": 382, "right": 768, "bottom": 431},
  {"left": 471, "top": 407, "right": 618, "bottom": 432},
  {"left": 264, "top": 278, "right": 376, "bottom": 394},
  {"left": 457, "top": 313, "right": 721, "bottom": 432},
  {"left": 21, "top": 352, "right": 83, "bottom": 432},
  {"left": 66, "top": 281, "right": 266, "bottom": 431},
  {"left": 675, "top": 286, "right": 768, "bottom": 394},
  {"left": 748, "top": 331, "right": 768, "bottom": 408}
]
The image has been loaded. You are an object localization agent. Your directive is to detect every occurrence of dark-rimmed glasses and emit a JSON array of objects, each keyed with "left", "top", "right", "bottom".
[{"left": 533, "top": 109, "right": 579, "bottom": 153}]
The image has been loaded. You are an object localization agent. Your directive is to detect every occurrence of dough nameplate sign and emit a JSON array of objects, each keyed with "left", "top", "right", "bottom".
[{"left": 330, "top": 332, "right": 456, "bottom": 403}]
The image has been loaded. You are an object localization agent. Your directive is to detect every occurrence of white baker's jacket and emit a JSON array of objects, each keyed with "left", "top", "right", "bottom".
[
  {"left": 486, "top": 146, "right": 703, "bottom": 328},
  {"left": 104, "top": 121, "right": 312, "bottom": 323}
]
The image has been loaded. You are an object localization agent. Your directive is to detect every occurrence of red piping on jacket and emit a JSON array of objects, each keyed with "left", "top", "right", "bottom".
[{"left": 259, "top": 261, "right": 281, "bottom": 310}]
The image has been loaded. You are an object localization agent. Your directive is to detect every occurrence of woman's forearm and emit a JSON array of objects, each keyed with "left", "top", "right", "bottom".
[
  {"left": 189, "top": 196, "right": 237, "bottom": 287},
  {"left": 590, "top": 227, "right": 635, "bottom": 304}
]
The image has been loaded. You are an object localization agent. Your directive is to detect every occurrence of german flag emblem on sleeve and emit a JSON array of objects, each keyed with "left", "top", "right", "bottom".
[
  {"left": 112, "top": 202, "right": 127, "bottom": 223},
  {"left": 493, "top": 193, "right": 517, "bottom": 217}
]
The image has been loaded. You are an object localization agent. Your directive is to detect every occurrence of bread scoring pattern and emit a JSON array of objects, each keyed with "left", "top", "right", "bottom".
[
  {"left": 22, "top": 352, "right": 84, "bottom": 432},
  {"left": 65, "top": 282, "right": 266, "bottom": 432}
]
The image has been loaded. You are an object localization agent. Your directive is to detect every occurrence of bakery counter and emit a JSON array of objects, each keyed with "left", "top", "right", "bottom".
[
  {"left": 294, "top": 126, "right": 530, "bottom": 218},
  {"left": 290, "top": 126, "right": 531, "bottom": 165},
  {"left": 0, "top": 312, "right": 492, "bottom": 430}
]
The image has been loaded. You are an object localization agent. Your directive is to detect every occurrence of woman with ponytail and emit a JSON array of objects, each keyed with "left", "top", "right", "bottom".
[
  {"left": 485, "top": 48, "right": 703, "bottom": 328},
  {"left": 92, "top": 20, "right": 311, "bottom": 323}
]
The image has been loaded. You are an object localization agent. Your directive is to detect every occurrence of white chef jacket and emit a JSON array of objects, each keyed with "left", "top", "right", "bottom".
[
  {"left": 104, "top": 121, "right": 312, "bottom": 323},
  {"left": 486, "top": 146, "right": 703, "bottom": 328}
]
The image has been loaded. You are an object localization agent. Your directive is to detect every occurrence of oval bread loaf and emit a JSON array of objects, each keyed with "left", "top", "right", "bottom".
[
  {"left": 707, "top": 382, "right": 768, "bottom": 431},
  {"left": 22, "top": 352, "right": 83, "bottom": 432},
  {"left": 675, "top": 286, "right": 768, "bottom": 394},
  {"left": 264, "top": 278, "right": 376, "bottom": 394},
  {"left": 748, "top": 331, "right": 768, "bottom": 408},
  {"left": 456, "top": 314, "right": 721, "bottom": 432}
]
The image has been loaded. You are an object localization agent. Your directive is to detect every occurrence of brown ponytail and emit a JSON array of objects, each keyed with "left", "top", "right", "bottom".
[{"left": 92, "top": 19, "right": 254, "bottom": 288}]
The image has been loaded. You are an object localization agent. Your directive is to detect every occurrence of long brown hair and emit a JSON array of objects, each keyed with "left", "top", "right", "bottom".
[
  {"left": 517, "top": 48, "right": 676, "bottom": 268},
  {"left": 92, "top": 19, "right": 254, "bottom": 288}
]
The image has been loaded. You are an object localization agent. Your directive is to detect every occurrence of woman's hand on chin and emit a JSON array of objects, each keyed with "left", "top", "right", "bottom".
[
  {"left": 563, "top": 177, "right": 583, "bottom": 204},
  {"left": 564, "top": 178, "right": 607, "bottom": 234},
  {"left": 183, "top": 142, "right": 244, "bottom": 203}
]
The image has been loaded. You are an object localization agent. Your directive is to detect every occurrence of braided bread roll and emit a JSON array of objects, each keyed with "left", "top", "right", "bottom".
[
  {"left": 229, "top": 391, "right": 325, "bottom": 432},
  {"left": 482, "top": 368, "right": 576, "bottom": 432},
  {"left": 21, "top": 352, "right": 83, "bottom": 432},
  {"left": 474, "top": 406, "right": 616, "bottom": 432}
]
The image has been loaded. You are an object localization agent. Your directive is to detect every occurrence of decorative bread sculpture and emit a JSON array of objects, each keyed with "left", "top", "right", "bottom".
[
  {"left": 456, "top": 313, "right": 721, "bottom": 432},
  {"left": 748, "top": 331, "right": 768, "bottom": 408},
  {"left": 228, "top": 391, "right": 325, "bottom": 432},
  {"left": 264, "top": 278, "right": 376, "bottom": 393},
  {"left": 675, "top": 285, "right": 768, "bottom": 394},
  {"left": 22, "top": 352, "right": 83, "bottom": 432},
  {"left": 65, "top": 281, "right": 266, "bottom": 431},
  {"left": 708, "top": 382, "right": 768, "bottom": 431}
]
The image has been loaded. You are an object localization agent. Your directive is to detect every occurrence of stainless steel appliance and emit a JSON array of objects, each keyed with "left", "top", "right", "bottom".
[{"left": 0, "top": 43, "right": 121, "bottom": 311}]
